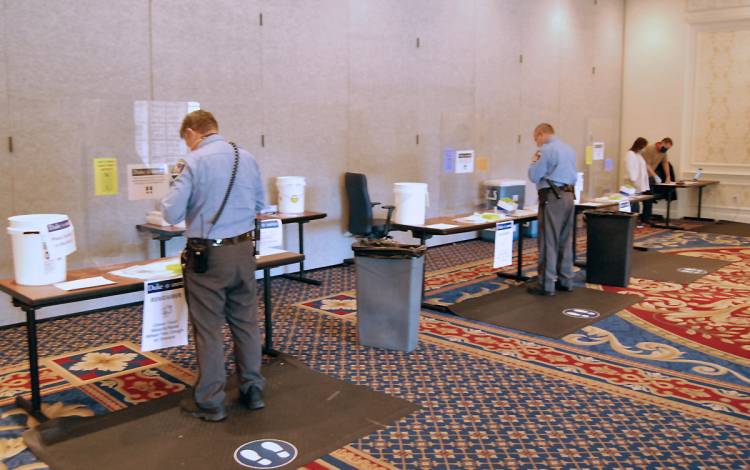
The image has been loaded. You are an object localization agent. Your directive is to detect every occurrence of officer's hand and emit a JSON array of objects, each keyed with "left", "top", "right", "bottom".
[{"left": 532, "top": 151, "right": 541, "bottom": 163}]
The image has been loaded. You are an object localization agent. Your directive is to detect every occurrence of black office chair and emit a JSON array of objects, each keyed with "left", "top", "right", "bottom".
[{"left": 344, "top": 172, "right": 395, "bottom": 240}]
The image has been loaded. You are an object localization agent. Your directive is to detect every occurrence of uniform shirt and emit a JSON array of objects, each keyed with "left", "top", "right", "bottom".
[
  {"left": 161, "top": 134, "right": 265, "bottom": 239},
  {"left": 641, "top": 143, "right": 666, "bottom": 171},
  {"left": 528, "top": 137, "right": 578, "bottom": 190},
  {"left": 625, "top": 150, "right": 650, "bottom": 193}
]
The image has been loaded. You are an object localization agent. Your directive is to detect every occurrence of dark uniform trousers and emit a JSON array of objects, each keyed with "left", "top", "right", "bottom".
[
  {"left": 537, "top": 188, "right": 576, "bottom": 292},
  {"left": 182, "top": 239, "right": 265, "bottom": 410}
]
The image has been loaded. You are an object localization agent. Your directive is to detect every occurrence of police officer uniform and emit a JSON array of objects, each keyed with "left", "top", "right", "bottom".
[
  {"left": 161, "top": 134, "right": 265, "bottom": 419},
  {"left": 527, "top": 137, "right": 578, "bottom": 295}
]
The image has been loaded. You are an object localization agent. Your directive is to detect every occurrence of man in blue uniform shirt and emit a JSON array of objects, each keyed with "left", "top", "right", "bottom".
[
  {"left": 527, "top": 123, "right": 578, "bottom": 296},
  {"left": 161, "top": 110, "right": 266, "bottom": 421}
]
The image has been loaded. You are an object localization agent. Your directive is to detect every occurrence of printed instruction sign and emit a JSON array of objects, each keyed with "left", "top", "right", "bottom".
[
  {"left": 592, "top": 142, "right": 605, "bottom": 161},
  {"left": 43, "top": 218, "right": 76, "bottom": 259},
  {"left": 618, "top": 199, "right": 632, "bottom": 213},
  {"left": 455, "top": 149, "right": 475, "bottom": 174},
  {"left": 493, "top": 221, "right": 515, "bottom": 269},
  {"left": 134, "top": 100, "right": 200, "bottom": 165},
  {"left": 142, "top": 278, "right": 188, "bottom": 352},
  {"left": 258, "top": 219, "right": 283, "bottom": 255},
  {"left": 93, "top": 158, "right": 118, "bottom": 196},
  {"left": 127, "top": 164, "right": 170, "bottom": 200}
]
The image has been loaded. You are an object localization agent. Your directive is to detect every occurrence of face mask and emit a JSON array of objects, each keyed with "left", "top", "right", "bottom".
[{"left": 659, "top": 146, "right": 669, "bottom": 154}]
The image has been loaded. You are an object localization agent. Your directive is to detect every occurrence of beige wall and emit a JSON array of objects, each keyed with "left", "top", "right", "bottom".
[
  {"left": 0, "top": 0, "right": 625, "bottom": 325},
  {"left": 621, "top": 0, "right": 750, "bottom": 222}
]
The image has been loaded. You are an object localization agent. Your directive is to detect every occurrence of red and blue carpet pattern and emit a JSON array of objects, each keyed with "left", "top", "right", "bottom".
[{"left": 0, "top": 224, "right": 749, "bottom": 468}]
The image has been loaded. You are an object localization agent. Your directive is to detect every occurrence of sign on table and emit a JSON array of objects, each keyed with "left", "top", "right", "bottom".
[
  {"left": 142, "top": 278, "right": 188, "bottom": 352},
  {"left": 493, "top": 221, "right": 514, "bottom": 269}
]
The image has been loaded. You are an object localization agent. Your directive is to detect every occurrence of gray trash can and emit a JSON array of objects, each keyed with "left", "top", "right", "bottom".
[
  {"left": 584, "top": 210, "right": 638, "bottom": 287},
  {"left": 353, "top": 240, "right": 427, "bottom": 352}
]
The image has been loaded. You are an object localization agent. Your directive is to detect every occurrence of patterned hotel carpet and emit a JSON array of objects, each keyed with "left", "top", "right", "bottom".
[{"left": 1, "top": 224, "right": 749, "bottom": 469}]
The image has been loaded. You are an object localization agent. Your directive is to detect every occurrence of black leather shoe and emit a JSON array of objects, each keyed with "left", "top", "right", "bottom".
[
  {"left": 527, "top": 285, "right": 555, "bottom": 296},
  {"left": 555, "top": 282, "right": 574, "bottom": 292},
  {"left": 240, "top": 386, "right": 265, "bottom": 410},
  {"left": 180, "top": 399, "right": 227, "bottom": 422}
]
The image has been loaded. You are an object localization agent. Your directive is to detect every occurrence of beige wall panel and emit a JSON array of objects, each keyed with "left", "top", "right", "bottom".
[
  {"left": 0, "top": 7, "right": 11, "bottom": 276},
  {"left": 347, "top": 0, "right": 420, "bottom": 209},
  {"left": 5, "top": 0, "right": 150, "bottom": 100},
  {"left": 520, "top": 0, "right": 562, "bottom": 114},
  {"left": 261, "top": 0, "right": 350, "bottom": 267},
  {"left": 150, "top": 0, "right": 261, "bottom": 101},
  {"left": 591, "top": 0, "right": 625, "bottom": 121}
]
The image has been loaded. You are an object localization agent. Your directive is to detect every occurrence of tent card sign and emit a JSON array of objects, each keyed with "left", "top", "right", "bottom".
[
  {"left": 258, "top": 219, "right": 283, "bottom": 255},
  {"left": 127, "top": 164, "right": 170, "bottom": 200},
  {"left": 142, "top": 278, "right": 188, "bottom": 352},
  {"left": 493, "top": 221, "right": 514, "bottom": 269},
  {"left": 455, "top": 149, "right": 475, "bottom": 174},
  {"left": 618, "top": 199, "right": 632, "bottom": 212}
]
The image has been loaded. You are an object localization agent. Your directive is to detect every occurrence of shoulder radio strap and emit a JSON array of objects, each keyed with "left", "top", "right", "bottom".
[{"left": 206, "top": 142, "right": 240, "bottom": 237}]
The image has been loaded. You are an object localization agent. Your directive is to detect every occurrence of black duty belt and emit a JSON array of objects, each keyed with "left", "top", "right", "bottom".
[
  {"left": 188, "top": 231, "right": 253, "bottom": 248},
  {"left": 539, "top": 184, "right": 574, "bottom": 194}
]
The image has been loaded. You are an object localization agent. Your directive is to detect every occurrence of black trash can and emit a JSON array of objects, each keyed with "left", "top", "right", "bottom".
[
  {"left": 584, "top": 210, "right": 638, "bottom": 287},
  {"left": 352, "top": 240, "right": 426, "bottom": 352}
]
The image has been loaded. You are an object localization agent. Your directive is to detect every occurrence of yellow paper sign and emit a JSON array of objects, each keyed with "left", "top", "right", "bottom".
[
  {"left": 94, "top": 158, "right": 118, "bottom": 196},
  {"left": 476, "top": 156, "right": 489, "bottom": 172},
  {"left": 585, "top": 146, "right": 593, "bottom": 165}
]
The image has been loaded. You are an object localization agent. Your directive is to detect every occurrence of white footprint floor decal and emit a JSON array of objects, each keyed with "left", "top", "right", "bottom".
[
  {"left": 261, "top": 441, "right": 291, "bottom": 459},
  {"left": 240, "top": 449, "right": 272, "bottom": 466}
]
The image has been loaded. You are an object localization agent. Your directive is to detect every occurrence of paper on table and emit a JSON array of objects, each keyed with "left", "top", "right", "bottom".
[
  {"left": 256, "top": 247, "right": 287, "bottom": 258},
  {"left": 54, "top": 276, "right": 116, "bottom": 291},
  {"left": 513, "top": 209, "right": 538, "bottom": 217},
  {"left": 426, "top": 223, "right": 459, "bottom": 230},
  {"left": 455, "top": 213, "right": 507, "bottom": 224},
  {"left": 109, "top": 258, "right": 182, "bottom": 280}
]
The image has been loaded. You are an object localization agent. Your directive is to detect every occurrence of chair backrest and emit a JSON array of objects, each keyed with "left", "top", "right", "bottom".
[{"left": 345, "top": 172, "right": 374, "bottom": 236}]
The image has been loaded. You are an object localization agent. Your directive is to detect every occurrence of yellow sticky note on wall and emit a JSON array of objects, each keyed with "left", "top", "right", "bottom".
[
  {"left": 94, "top": 158, "right": 119, "bottom": 196},
  {"left": 476, "top": 156, "right": 489, "bottom": 172},
  {"left": 585, "top": 146, "right": 593, "bottom": 165}
]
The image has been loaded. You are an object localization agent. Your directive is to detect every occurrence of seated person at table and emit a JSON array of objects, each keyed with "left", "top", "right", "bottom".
[{"left": 624, "top": 137, "right": 653, "bottom": 223}]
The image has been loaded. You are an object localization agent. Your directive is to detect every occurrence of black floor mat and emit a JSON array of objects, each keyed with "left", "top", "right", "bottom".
[
  {"left": 692, "top": 220, "right": 750, "bottom": 238},
  {"left": 450, "top": 285, "right": 640, "bottom": 339},
  {"left": 631, "top": 251, "right": 731, "bottom": 283},
  {"left": 24, "top": 354, "right": 418, "bottom": 470}
]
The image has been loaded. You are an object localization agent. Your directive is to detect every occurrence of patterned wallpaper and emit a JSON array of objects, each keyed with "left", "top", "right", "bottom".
[{"left": 692, "top": 29, "right": 750, "bottom": 165}]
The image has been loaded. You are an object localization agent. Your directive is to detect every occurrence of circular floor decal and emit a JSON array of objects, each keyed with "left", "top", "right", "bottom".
[
  {"left": 562, "top": 308, "right": 600, "bottom": 319},
  {"left": 234, "top": 439, "right": 298, "bottom": 469},
  {"left": 677, "top": 267, "right": 708, "bottom": 275}
]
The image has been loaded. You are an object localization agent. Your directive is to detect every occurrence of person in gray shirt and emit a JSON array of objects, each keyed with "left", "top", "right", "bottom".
[
  {"left": 161, "top": 110, "right": 266, "bottom": 422},
  {"left": 527, "top": 123, "right": 578, "bottom": 296}
]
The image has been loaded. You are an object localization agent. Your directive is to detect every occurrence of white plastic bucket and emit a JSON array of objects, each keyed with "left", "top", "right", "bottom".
[
  {"left": 393, "top": 182, "right": 428, "bottom": 225},
  {"left": 276, "top": 176, "right": 306, "bottom": 213},
  {"left": 7, "top": 214, "right": 71, "bottom": 286}
]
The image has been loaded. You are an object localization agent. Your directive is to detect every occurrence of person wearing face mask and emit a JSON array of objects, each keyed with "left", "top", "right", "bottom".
[
  {"left": 527, "top": 123, "right": 578, "bottom": 296},
  {"left": 641, "top": 137, "right": 673, "bottom": 185},
  {"left": 624, "top": 137, "right": 653, "bottom": 223},
  {"left": 161, "top": 110, "right": 266, "bottom": 422}
]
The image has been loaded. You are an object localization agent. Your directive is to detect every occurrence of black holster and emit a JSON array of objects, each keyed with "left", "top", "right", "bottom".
[{"left": 183, "top": 239, "right": 209, "bottom": 273}]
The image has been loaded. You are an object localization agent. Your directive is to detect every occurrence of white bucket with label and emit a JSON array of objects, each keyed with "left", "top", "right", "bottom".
[
  {"left": 276, "top": 176, "right": 306, "bottom": 214},
  {"left": 7, "top": 214, "right": 75, "bottom": 286},
  {"left": 393, "top": 182, "right": 428, "bottom": 225}
]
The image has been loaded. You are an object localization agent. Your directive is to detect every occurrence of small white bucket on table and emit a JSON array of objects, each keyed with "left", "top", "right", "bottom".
[
  {"left": 393, "top": 182, "right": 428, "bottom": 226},
  {"left": 276, "top": 176, "right": 306, "bottom": 213},
  {"left": 7, "top": 214, "right": 76, "bottom": 286}
]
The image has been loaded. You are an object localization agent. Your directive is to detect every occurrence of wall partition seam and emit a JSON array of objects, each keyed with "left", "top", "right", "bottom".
[{"left": 148, "top": 0, "right": 154, "bottom": 101}]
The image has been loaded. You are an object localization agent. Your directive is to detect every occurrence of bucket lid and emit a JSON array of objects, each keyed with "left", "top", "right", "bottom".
[
  {"left": 483, "top": 179, "right": 526, "bottom": 187},
  {"left": 8, "top": 214, "right": 68, "bottom": 230},
  {"left": 394, "top": 182, "right": 427, "bottom": 189},
  {"left": 276, "top": 176, "right": 305, "bottom": 184}
]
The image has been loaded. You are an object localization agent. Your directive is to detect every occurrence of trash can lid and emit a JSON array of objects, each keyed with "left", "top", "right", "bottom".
[
  {"left": 583, "top": 210, "right": 638, "bottom": 218},
  {"left": 352, "top": 239, "right": 427, "bottom": 259}
]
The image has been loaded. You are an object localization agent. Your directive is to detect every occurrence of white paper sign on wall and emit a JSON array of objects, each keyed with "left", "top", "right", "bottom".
[
  {"left": 127, "top": 164, "right": 170, "bottom": 201},
  {"left": 592, "top": 142, "right": 605, "bottom": 161},
  {"left": 455, "top": 149, "right": 475, "bottom": 174}
]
